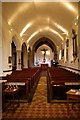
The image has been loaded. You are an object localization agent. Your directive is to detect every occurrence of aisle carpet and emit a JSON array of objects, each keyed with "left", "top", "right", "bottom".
[{"left": 2, "top": 75, "right": 80, "bottom": 120}]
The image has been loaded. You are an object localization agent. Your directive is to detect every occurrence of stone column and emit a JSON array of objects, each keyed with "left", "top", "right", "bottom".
[
  {"left": 34, "top": 52, "right": 37, "bottom": 65},
  {"left": 24, "top": 51, "right": 28, "bottom": 68},
  {"left": 8, "top": 42, "right": 12, "bottom": 70},
  {"left": 30, "top": 51, "right": 33, "bottom": 67},
  {"left": 16, "top": 50, "right": 21, "bottom": 70},
  {"left": 28, "top": 47, "right": 32, "bottom": 68}
]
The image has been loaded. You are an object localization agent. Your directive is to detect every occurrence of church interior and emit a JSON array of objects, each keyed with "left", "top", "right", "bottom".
[{"left": 0, "top": 1, "right": 80, "bottom": 120}]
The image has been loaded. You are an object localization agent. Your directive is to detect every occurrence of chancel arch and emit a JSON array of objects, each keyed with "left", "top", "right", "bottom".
[{"left": 32, "top": 37, "right": 57, "bottom": 67}]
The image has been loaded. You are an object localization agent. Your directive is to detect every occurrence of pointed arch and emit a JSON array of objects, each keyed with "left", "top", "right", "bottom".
[
  {"left": 31, "top": 37, "right": 57, "bottom": 66},
  {"left": 33, "top": 37, "right": 57, "bottom": 53}
]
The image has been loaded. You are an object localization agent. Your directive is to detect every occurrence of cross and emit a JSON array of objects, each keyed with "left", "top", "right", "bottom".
[{"left": 41, "top": 48, "right": 48, "bottom": 63}]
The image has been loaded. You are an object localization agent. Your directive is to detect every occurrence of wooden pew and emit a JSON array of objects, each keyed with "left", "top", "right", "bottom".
[
  {"left": 5, "top": 67, "right": 41, "bottom": 100},
  {"left": 47, "top": 67, "right": 80, "bottom": 102}
]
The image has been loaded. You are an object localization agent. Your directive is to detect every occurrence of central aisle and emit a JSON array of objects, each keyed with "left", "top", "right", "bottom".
[{"left": 32, "top": 76, "right": 47, "bottom": 104}]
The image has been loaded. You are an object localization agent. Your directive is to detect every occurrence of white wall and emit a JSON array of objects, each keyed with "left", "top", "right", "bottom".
[
  {"left": 2, "top": 19, "right": 12, "bottom": 71},
  {"left": 59, "top": 17, "right": 80, "bottom": 70},
  {"left": 2, "top": 18, "right": 22, "bottom": 72},
  {"left": 0, "top": 3, "right": 2, "bottom": 75}
]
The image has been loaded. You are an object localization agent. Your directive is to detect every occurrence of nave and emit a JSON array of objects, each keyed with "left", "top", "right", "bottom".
[
  {"left": 1, "top": 2, "right": 80, "bottom": 120},
  {"left": 2, "top": 72, "right": 80, "bottom": 120}
]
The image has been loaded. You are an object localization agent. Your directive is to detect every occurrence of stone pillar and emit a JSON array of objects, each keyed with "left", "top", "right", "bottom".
[
  {"left": 34, "top": 52, "right": 37, "bottom": 65},
  {"left": 30, "top": 51, "right": 33, "bottom": 67},
  {"left": 28, "top": 47, "right": 32, "bottom": 68},
  {"left": 52, "top": 51, "right": 54, "bottom": 60},
  {"left": 16, "top": 50, "right": 21, "bottom": 70},
  {"left": 24, "top": 51, "right": 28, "bottom": 68},
  {"left": 28, "top": 51, "right": 29, "bottom": 68},
  {"left": 8, "top": 43, "right": 12, "bottom": 70}
]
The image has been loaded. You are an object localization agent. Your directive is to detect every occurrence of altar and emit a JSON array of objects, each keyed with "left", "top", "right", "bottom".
[{"left": 41, "top": 63, "right": 48, "bottom": 71}]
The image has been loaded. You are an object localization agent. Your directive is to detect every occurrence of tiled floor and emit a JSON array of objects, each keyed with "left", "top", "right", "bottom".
[{"left": 2, "top": 76, "right": 80, "bottom": 119}]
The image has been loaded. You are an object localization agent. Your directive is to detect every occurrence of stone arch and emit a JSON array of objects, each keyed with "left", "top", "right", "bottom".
[
  {"left": 33, "top": 37, "right": 57, "bottom": 53},
  {"left": 11, "top": 35, "right": 21, "bottom": 50},
  {"left": 12, "top": 36, "right": 18, "bottom": 49},
  {"left": 31, "top": 37, "right": 57, "bottom": 66}
]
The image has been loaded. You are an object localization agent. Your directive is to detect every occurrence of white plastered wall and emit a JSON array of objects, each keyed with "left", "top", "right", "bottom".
[
  {"left": 2, "top": 19, "right": 12, "bottom": 71},
  {"left": 2, "top": 18, "right": 22, "bottom": 72},
  {"left": 59, "top": 21, "right": 79, "bottom": 70},
  {"left": 0, "top": 3, "right": 2, "bottom": 75}
]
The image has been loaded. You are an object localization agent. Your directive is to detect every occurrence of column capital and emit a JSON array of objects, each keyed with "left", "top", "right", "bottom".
[{"left": 16, "top": 49, "right": 21, "bottom": 52}]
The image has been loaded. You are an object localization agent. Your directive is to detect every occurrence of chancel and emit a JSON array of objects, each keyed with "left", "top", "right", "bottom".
[
  {"left": 1, "top": 1, "right": 80, "bottom": 119},
  {"left": 41, "top": 48, "right": 48, "bottom": 63}
]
